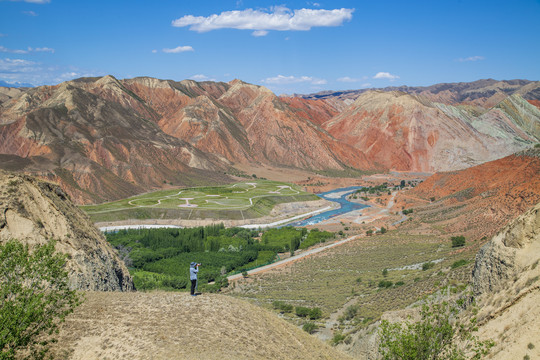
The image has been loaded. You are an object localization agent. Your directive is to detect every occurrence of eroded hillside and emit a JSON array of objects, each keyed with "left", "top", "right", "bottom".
[{"left": 0, "top": 170, "right": 133, "bottom": 291}]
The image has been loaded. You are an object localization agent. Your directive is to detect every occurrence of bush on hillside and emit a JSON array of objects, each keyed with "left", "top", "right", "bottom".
[
  {"left": 378, "top": 300, "right": 494, "bottom": 360},
  {"left": 302, "top": 322, "right": 317, "bottom": 334},
  {"left": 309, "top": 308, "right": 322, "bottom": 320},
  {"left": 451, "top": 236, "right": 466, "bottom": 248},
  {"left": 0, "top": 240, "right": 82, "bottom": 359},
  {"left": 295, "top": 306, "right": 311, "bottom": 318}
]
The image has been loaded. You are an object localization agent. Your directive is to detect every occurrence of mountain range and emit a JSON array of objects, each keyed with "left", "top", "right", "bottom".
[{"left": 1, "top": 76, "right": 539, "bottom": 203}]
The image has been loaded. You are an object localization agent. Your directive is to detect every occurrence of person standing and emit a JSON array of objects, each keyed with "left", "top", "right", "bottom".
[{"left": 190, "top": 262, "right": 200, "bottom": 296}]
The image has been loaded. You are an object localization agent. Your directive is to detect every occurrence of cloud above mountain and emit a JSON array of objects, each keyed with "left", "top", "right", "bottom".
[
  {"left": 373, "top": 72, "right": 400, "bottom": 80},
  {"left": 262, "top": 74, "right": 327, "bottom": 85},
  {"left": 172, "top": 6, "right": 354, "bottom": 36}
]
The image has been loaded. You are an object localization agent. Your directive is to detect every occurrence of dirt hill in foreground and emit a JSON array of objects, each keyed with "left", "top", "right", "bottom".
[
  {"left": 50, "top": 291, "right": 353, "bottom": 360},
  {"left": 0, "top": 170, "right": 133, "bottom": 291}
]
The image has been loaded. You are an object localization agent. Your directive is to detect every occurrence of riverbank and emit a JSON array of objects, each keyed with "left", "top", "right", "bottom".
[{"left": 95, "top": 199, "right": 337, "bottom": 230}]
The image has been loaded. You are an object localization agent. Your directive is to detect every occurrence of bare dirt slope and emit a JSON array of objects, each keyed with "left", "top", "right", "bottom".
[
  {"left": 51, "top": 291, "right": 354, "bottom": 360},
  {"left": 473, "top": 202, "right": 540, "bottom": 360},
  {"left": 0, "top": 170, "right": 133, "bottom": 291}
]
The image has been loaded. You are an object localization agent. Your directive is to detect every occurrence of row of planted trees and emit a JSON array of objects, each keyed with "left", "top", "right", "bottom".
[{"left": 105, "top": 225, "right": 334, "bottom": 291}]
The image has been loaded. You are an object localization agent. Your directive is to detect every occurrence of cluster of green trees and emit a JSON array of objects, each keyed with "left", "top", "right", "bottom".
[
  {"left": 299, "top": 228, "right": 334, "bottom": 249},
  {"left": 106, "top": 225, "right": 334, "bottom": 291},
  {"left": 355, "top": 183, "right": 390, "bottom": 195}
]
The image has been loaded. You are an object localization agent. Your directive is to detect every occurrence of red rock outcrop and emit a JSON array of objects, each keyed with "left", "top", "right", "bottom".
[{"left": 404, "top": 148, "right": 540, "bottom": 238}]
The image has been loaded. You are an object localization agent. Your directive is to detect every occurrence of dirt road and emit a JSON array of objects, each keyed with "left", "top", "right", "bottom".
[{"left": 228, "top": 234, "right": 359, "bottom": 281}]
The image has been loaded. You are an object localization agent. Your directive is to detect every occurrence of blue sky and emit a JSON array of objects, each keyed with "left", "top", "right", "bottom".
[{"left": 1, "top": 0, "right": 539, "bottom": 94}]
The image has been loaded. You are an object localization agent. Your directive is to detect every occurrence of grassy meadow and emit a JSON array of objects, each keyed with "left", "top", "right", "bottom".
[
  {"left": 81, "top": 180, "right": 319, "bottom": 222},
  {"left": 231, "top": 231, "right": 474, "bottom": 326}
]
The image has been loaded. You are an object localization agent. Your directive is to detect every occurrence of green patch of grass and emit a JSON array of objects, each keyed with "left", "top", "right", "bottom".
[
  {"left": 451, "top": 259, "right": 469, "bottom": 269},
  {"left": 83, "top": 180, "right": 318, "bottom": 222}
]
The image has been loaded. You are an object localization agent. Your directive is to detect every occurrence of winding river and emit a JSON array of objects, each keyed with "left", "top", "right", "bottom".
[{"left": 287, "top": 186, "right": 368, "bottom": 227}]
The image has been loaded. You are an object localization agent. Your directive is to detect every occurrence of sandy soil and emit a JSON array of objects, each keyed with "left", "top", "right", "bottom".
[{"left": 50, "top": 292, "right": 354, "bottom": 360}]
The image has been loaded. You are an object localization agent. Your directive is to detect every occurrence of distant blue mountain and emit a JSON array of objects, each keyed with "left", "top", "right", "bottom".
[{"left": 0, "top": 80, "right": 34, "bottom": 88}]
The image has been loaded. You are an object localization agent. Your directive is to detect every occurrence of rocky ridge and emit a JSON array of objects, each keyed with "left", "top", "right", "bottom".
[
  {"left": 1, "top": 76, "right": 539, "bottom": 204},
  {"left": 0, "top": 170, "right": 133, "bottom": 291}
]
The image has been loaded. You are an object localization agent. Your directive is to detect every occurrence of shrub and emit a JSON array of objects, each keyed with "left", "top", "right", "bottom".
[
  {"left": 395, "top": 281, "right": 405, "bottom": 286},
  {"left": 422, "top": 262, "right": 435, "bottom": 271},
  {"left": 303, "top": 322, "right": 317, "bottom": 334},
  {"left": 379, "top": 301, "right": 494, "bottom": 360},
  {"left": 309, "top": 307, "right": 322, "bottom": 320},
  {"left": 527, "top": 343, "right": 535, "bottom": 350},
  {"left": 162, "top": 276, "right": 188, "bottom": 289},
  {"left": 0, "top": 240, "right": 82, "bottom": 359},
  {"left": 380, "top": 227, "right": 387, "bottom": 234},
  {"left": 331, "top": 331, "right": 346, "bottom": 346},
  {"left": 295, "top": 306, "right": 311, "bottom": 318},
  {"left": 451, "top": 236, "right": 466, "bottom": 248},
  {"left": 378, "top": 280, "right": 394, "bottom": 288},
  {"left": 382, "top": 268, "right": 388, "bottom": 277},
  {"left": 343, "top": 305, "right": 359, "bottom": 321},
  {"left": 272, "top": 301, "right": 293, "bottom": 313},
  {"left": 451, "top": 259, "right": 468, "bottom": 269}
]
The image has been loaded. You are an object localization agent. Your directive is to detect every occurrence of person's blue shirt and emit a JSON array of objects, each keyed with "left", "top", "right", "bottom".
[{"left": 190, "top": 263, "right": 198, "bottom": 280}]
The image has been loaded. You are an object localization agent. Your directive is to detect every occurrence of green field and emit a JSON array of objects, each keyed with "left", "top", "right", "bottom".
[{"left": 81, "top": 180, "right": 319, "bottom": 222}]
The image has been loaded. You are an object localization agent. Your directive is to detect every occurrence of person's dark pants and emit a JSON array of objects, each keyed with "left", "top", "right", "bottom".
[{"left": 191, "top": 279, "right": 197, "bottom": 295}]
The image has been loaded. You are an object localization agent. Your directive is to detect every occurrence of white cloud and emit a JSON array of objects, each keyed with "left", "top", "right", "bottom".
[
  {"left": 190, "top": 74, "right": 216, "bottom": 81},
  {"left": 162, "top": 46, "right": 194, "bottom": 53},
  {"left": 0, "top": 46, "right": 28, "bottom": 54},
  {"left": 23, "top": 11, "right": 38, "bottom": 16},
  {"left": 0, "top": 58, "right": 38, "bottom": 73},
  {"left": 457, "top": 55, "right": 485, "bottom": 62},
  {"left": 262, "top": 74, "right": 326, "bottom": 85},
  {"left": 33, "top": 47, "right": 54, "bottom": 53},
  {"left": 337, "top": 76, "right": 361, "bottom": 83},
  {"left": 252, "top": 30, "right": 269, "bottom": 37},
  {"left": 172, "top": 7, "right": 354, "bottom": 34},
  {"left": 0, "top": 59, "right": 101, "bottom": 86},
  {"left": 361, "top": 83, "right": 372, "bottom": 88},
  {"left": 373, "top": 72, "right": 400, "bottom": 80},
  {"left": 152, "top": 49, "right": 158, "bottom": 53},
  {"left": 0, "top": 34, "right": 6, "bottom": 38},
  {"left": 0, "top": 46, "right": 54, "bottom": 54}
]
